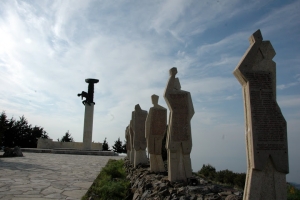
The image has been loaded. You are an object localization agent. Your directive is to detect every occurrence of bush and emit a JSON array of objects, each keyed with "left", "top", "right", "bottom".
[
  {"left": 82, "top": 159, "right": 130, "bottom": 200},
  {"left": 198, "top": 164, "right": 246, "bottom": 189},
  {"left": 198, "top": 164, "right": 216, "bottom": 180},
  {"left": 287, "top": 183, "right": 300, "bottom": 200}
]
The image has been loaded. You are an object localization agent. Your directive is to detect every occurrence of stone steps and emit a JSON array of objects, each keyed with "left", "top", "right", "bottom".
[{"left": 21, "top": 148, "right": 117, "bottom": 156}]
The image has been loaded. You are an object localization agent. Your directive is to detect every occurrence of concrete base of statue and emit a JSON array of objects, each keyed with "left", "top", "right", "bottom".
[{"left": 82, "top": 103, "right": 94, "bottom": 150}]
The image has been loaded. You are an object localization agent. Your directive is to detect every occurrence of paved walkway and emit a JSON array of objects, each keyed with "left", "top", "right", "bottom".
[{"left": 0, "top": 152, "right": 124, "bottom": 200}]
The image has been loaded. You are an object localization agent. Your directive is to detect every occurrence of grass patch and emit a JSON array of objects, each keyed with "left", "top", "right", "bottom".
[{"left": 82, "top": 159, "right": 131, "bottom": 200}]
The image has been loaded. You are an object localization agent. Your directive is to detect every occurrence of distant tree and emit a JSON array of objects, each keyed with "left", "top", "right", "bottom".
[
  {"left": 0, "top": 111, "right": 9, "bottom": 146},
  {"left": 0, "top": 111, "right": 49, "bottom": 148},
  {"left": 102, "top": 137, "right": 109, "bottom": 151},
  {"left": 112, "top": 137, "right": 124, "bottom": 153},
  {"left": 60, "top": 130, "right": 74, "bottom": 142}
]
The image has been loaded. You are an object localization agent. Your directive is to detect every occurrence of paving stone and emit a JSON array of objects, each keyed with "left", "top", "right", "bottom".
[
  {"left": 0, "top": 152, "right": 124, "bottom": 200},
  {"left": 72, "top": 181, "right": 93, "bottom": 189},
  {"left": 63, "top": 189, "right": 87, "bottom": 198}
]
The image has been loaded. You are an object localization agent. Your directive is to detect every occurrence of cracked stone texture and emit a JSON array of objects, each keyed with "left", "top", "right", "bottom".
[{"left": 0, "top": 152, "right": 124, "bottom": 200}]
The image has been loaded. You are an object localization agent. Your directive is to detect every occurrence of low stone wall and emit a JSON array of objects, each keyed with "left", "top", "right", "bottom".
[
  {"left": 124, "top": 158, "right": 243, "bottom": 200},
  {"left": 37, "top": 138, "right": 102, "bottom": 150}
]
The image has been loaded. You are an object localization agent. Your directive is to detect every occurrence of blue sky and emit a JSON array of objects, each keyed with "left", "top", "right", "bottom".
[{"left": 0, "top": 0, "right": 299, "bottom": 183}]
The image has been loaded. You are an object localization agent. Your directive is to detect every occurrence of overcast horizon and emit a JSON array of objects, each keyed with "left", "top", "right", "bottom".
[{"left": 0, "top": 0, "right": 299, "bottom": 183}]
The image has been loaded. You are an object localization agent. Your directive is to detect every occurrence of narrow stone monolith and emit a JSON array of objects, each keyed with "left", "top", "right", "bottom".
[
  {"left": 145, "top": 94, "right": 167, "bottom": 172},
  {"left": 164, "top": 67, "right": 195, "bottom": 182},
  {"left": 78, "top": 78, "right": 99, "bottom": 150},
  {"left": 129, "top": 119, "right": 135, "bottom": 164},
  {"left": 132, "top": 104, "right": 148, "bottom": 167},
  {"left": 125, "top": 125, "right": 131, "bottom": 161},
  {"left": 233, "top": 29, "right": 289, "bottom": 200}
]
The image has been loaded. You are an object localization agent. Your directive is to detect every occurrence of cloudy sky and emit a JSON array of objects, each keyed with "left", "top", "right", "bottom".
[{"left": 0, "top": 0, "right": 299, "bottom": 183}]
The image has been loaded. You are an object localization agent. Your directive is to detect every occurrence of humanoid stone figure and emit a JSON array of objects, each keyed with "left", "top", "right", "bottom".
[
  {"left": 164, "top": 67, "right": 194, "bottom": 182},
  {"left": 129, "top": 120, "right": 135, "bottom": 164},
  {"left": 125, "top": 125, "right": 131, "bottom": 161},
  {"left": 233, "top": 30, "right": 288, "bottom": 200},
  {"left": 145, "top": 94, "right": 167, "bottom": 172},
  {"left": 132, "top": 104, "right": 148, "bottom": 167}
]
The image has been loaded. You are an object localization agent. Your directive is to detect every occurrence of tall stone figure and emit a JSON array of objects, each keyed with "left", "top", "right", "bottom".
[
  {"left": 233, "top": 30, "right": 288, "bottom": 200},
  {"left": 164, "top": 67, "right": 194, "bottom": 182},
  {"left": 145, "top": 94, "right": 167, "bottom": 172},
  {"left": 132, "top": 104, "right": 148, "bottom": 167},
  {"left": 125, "top": 125, "right": 131, "bottom": 161},
  {"left": 129, "top": 120, "right": 135, "bottom": 164},
  {"left": 78, "top": 78, "right": 99, "bottom": 150}
]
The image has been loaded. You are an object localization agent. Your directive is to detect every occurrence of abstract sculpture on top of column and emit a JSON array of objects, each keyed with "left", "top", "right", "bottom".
[{"left": 77, "top": 78, "right": 99, "bottom": 150}]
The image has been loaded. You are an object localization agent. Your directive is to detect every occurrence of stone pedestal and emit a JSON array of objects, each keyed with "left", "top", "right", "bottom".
[
  {"left": 134, "top": 150, "right": 148, "bottom": 167},
  {"left": 82, "top": 104, "right": 94, "bottom": 150}
]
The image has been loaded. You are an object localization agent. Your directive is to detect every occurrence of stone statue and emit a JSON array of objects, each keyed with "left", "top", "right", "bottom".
[
  {"left": 132, "top": 104, "right": 148, "bottom": 167},
  {"left": 164, "top": 67, "right": 194, "bottom": 182},
  {"left": 78, "top": 79, "right": 99, "bottom": 106},
  {"left": 125, "top": 125, "right": 132, "bottom": 161},
  {"left": 145, "top": 94, "right": 167, "bottom": 172},
  {"left": 233, "top": 30, "right": 288, "bottom": 200}
]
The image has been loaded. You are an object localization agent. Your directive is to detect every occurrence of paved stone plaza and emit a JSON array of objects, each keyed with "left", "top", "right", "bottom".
[{"left": 0, "top": 152, "right": 123, "bottom": 200}]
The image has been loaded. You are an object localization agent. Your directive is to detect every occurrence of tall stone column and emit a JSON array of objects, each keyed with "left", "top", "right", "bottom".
[
  {"left": 78, "top": 78, "right": 99, "bottom": 150},
  {"left": 233, "top": 30, "right": 288, "bottom": 200},
  {"left": 83, "top": 103, "right": 94, "bottom": 150}
]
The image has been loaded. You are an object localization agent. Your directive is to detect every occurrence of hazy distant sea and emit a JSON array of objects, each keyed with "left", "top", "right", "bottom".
[{"left": 289, "top": 182, "right": 300, "bottom": 190}]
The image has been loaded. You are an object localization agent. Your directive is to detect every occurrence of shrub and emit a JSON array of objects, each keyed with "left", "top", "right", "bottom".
[{"left": 82, "top": 159, "right": 130, "bottom": 200}]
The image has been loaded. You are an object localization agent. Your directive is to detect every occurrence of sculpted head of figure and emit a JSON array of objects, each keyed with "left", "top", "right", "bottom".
[
  {"left": 151, "top": 94, "right": 159, "bottom": 106},
  {"left": 174, "top": 78, "right": 181, "bottom": 90},
  {"left": 135, "top": 104, "right": 141, "bottom": 111},
  {"left": 169, "top": 67, "right": 178, "bottom": 76}
]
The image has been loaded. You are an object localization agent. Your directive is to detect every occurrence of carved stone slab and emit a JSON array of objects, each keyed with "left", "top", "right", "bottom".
[
  {"left": 133, "top": 104, "right": 148, "bottom": 150},
  {"left": 233, "top": 29, "right": 288, "bottom": 173},
  {"left": 167, "top": 92, "right": 190, "bottom": 141},
  {"left": 150, "top": 108, "right": 167, "bottom": 135}
]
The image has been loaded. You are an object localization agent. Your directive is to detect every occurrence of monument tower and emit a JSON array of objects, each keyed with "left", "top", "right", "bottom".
[{"left": 78, "top": 78, "right": 99, "bottom": 150}]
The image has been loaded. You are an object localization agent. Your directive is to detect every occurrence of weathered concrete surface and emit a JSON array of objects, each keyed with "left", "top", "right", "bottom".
[{"left": 0, "top": 152, "right": 124, "bottom": 200}]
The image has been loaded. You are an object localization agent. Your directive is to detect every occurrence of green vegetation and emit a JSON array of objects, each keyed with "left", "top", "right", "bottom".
[
  {"left": 82, "top": 159, "right": 131, "bottom": 200},
  {"left": 0, "top": 111, "right": 48, "bottom": 148},
  {"left": 102, "top": 137, "right": 110, "bottom": 151},
  {"left": 112, "top": 137, "right": 126, "bottom": 153},
  {"left": 198, "top": 164, "right": 246, "bottom": 189},
  {"left": 57, "top": 130, "right": 74, "bottom": 142},
  {"left": 287, "top": 183, "right": 300, "bottom": 200}
]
